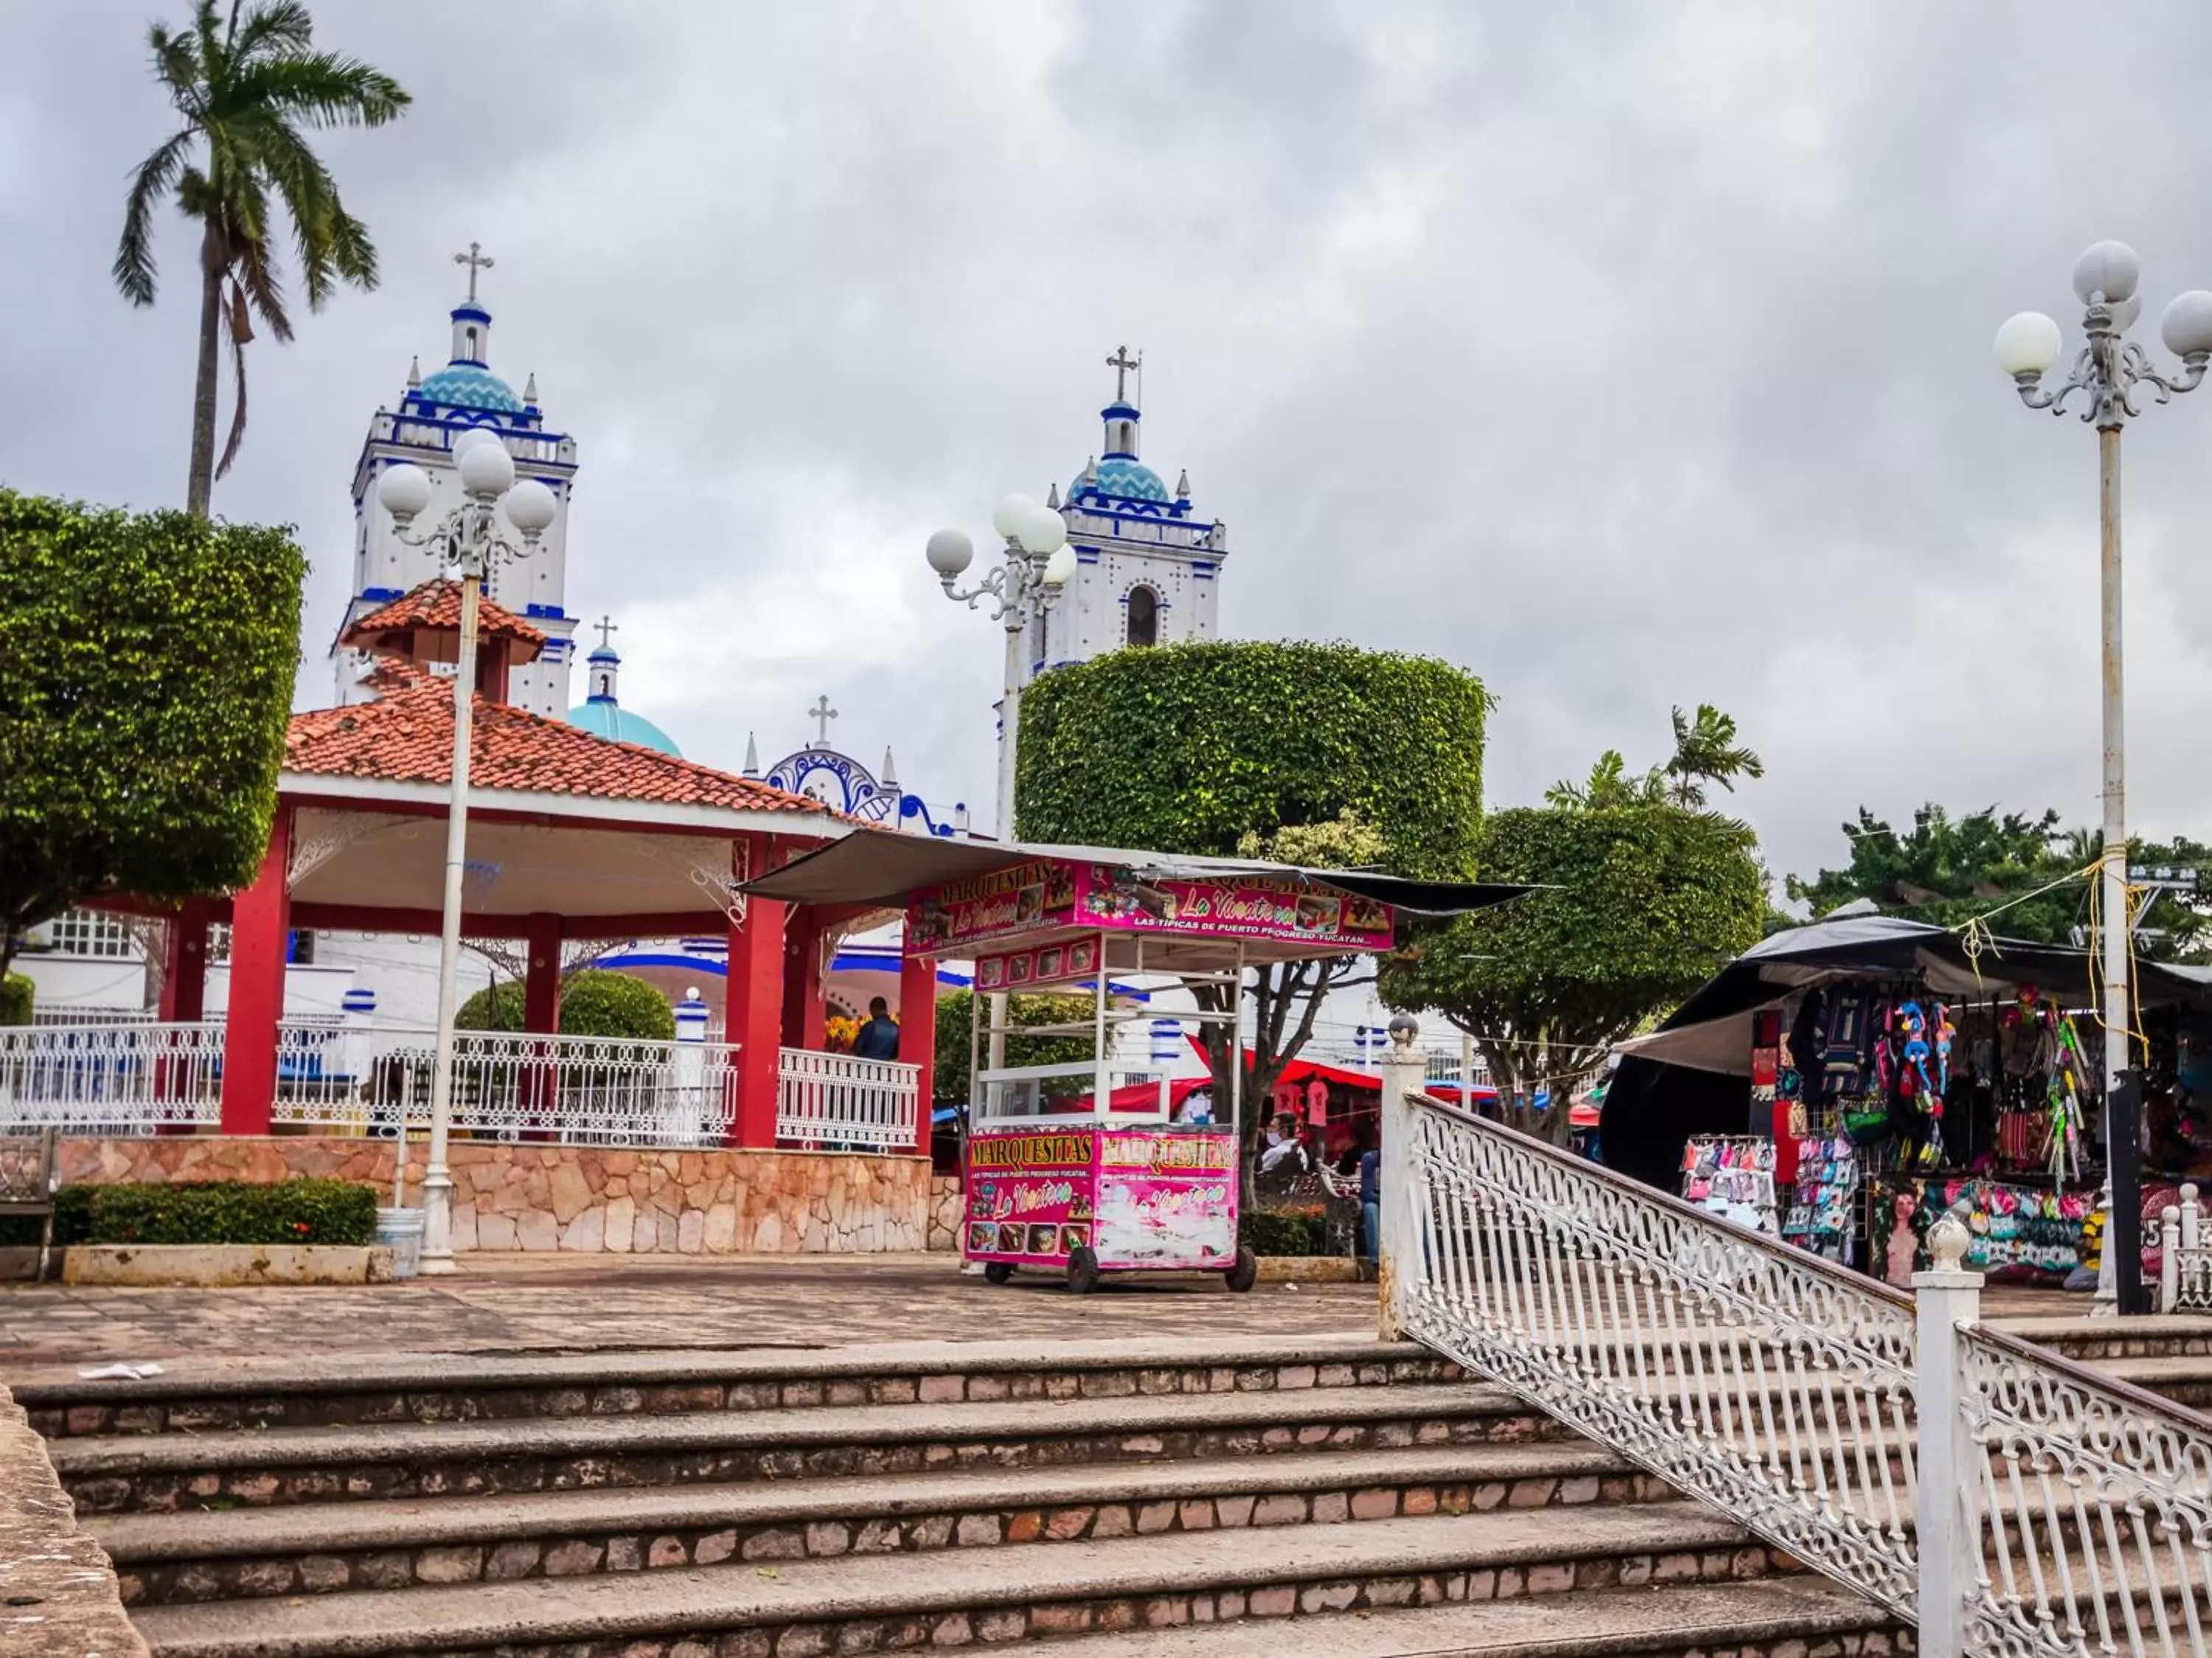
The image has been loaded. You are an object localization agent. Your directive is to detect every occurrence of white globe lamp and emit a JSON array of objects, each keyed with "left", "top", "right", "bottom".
[
  {"left": 458, "top": 438, "right": 517, "bottom": 501},
  {"left": 925, "top": 527, "right": 975, "bottom": 578},
  {"left": 2073, "top": 240, "right": 2141, "bottom": 305},
  {"left": 376, "top": 462, "right": 434, "bottom": 524},
  {"left": 1042, "top": 544, "right": 1078, "bottom": 586},
  {"left": 991, "top": 493, "right": 1037, "bottom": 541},
  {"left": 451, "top": 426, "right": 505, "bottom": 459},
  {"left": 1994, "top": 311, "right": 2063, "bottom": 379},
  {"left": 1017, "top": 506, "right": 1068, "bottom": 556},
  {"left": 502, "top": 478, "right": 557, "bottom": 538},
  {"left": 2162, "top": 291, "right": 2212, "bottom": 360}
]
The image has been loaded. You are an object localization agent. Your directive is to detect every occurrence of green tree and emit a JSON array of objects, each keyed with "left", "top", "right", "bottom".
[
  {"left": 0, "top": 491, "right": 305, "bottom": 980},
  {"left": 1016, "top": 640, "right": 1492, "bottom": 1161},
  {"left": 1380, "top": 802, "right": 1766, "bottom": 1142},
  {"left": 1787, "top": 805, "right": 2212, "bottom": 960},
  {"left": 1663, "top": 703, "right": 1764, "bottom": 807},
  {"left": 114, "top": 0, "right": 410, "bottom": 514},
  {"left": 933, "top": 990, "right": 1096, "bottom": 1105},
  {"left": 457, "top": 970, "right": 677, "bottom": 1041}
]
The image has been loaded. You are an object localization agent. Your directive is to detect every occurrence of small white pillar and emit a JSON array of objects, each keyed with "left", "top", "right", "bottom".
[
  {"left": 1913, "top": 1213, "right": 1984, "bottom": 1658},
  {"left": 2161, "top": 1206, "right": 2182, "bottom": 1313},
  {"left": 1378, "top": 1014, "right": 1427, "bottom": 1342},
  {"left": 339, "top": 987, "right": 380, "bottom": 1123},
  {"left": 672, "top": 986, "right": 708, "bottom": 1147}
]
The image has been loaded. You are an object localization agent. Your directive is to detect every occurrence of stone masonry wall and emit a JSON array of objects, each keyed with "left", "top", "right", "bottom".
[
  {"left": 56, "top": 1137, "right": 931, "bottom": 1255},
  {"left": 0, "top": 1381, "right": 148, "bottom": 1657},
  {"left": 926, "top": 1173, "right": 963, "bottom": 1252}
]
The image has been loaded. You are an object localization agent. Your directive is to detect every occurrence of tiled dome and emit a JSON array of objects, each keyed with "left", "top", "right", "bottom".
[{"left": 416, "top": 363, "right": 524, "bottom": 413}]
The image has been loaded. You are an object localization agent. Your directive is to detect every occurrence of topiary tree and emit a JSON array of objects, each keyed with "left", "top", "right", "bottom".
[
  {"left": 1016, "top": 641, "right": 1491, "bottom": 1165},
  {"left": 458, "top": 969, "right": 676, "bottom": 1041},
  {"left": 0, "top": 973, "right": 30, "bottom": 1027},
  {"left": 0, "top": 491, "right": 305, "bottom": 979},
  {"left": 1380, "top": 801, "right": 1766, "bottom": 1142},
  {"left": 933, "top": 989, "right": 1095, "bottom": 1104}
]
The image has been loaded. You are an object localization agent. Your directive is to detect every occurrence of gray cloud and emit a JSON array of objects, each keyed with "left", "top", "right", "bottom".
[{"left": 7, "top": 1, "right": 2212, "bottom": 893}]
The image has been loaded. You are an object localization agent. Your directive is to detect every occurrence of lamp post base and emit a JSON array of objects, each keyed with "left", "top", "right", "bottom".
[{"left": 417, "top": 1165, "right": 459, "bottom": 1275}]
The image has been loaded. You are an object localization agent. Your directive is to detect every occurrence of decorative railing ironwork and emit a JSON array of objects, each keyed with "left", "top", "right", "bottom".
[
  {"left": 0, "top": 1021, "right": 221, "bottom": 1131},
  {"left": 1396, "top": 1089, "right": 1921, "bottom": 1616},
  {"left": 2160, "top": 1184, "right": 2212, "bottom": 1314},
  {"left": 1387, "top": 1080, "right": 2212, "bottom": 1658},
  {"left": 776, "top": 1047, "right": 920, "bottom": 1151}
]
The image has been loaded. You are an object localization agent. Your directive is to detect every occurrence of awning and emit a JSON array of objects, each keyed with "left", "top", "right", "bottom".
[{"left": 742, "top": 826, "right": 1530, "bottom": 917}]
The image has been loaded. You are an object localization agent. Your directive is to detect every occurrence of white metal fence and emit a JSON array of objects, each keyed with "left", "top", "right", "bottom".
[
  {"left": 0, "top": 1021, "right": 221, "bottom": 1131},
  {"left": 0, "top": 1019, "right": 740, "bottom": 1149},
  {"left": 776, "top": 1047, "right": 921, "bottom": 1150},
  {"left": 1385, "top": 1080, "right": 2212, "bottom": 1658}
]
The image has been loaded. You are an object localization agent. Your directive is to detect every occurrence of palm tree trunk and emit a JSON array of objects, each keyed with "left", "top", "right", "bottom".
[{"left": 187, "top": 223, "right": 223, "bottom": 516}]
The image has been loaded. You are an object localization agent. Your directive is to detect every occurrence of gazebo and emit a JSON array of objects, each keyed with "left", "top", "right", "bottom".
[{"left": 13, "top": 582, "right": 941, "bottom": 1255}]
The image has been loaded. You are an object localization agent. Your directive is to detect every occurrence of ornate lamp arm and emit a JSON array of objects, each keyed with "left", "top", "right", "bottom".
[{"left": 2017, "top": 303, "right": 2212, "bottom": 426}]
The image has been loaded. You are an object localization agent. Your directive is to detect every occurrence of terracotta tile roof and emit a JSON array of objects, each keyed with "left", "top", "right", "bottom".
[
  {"left": 285, "top": 667, "right": 831, "bottom": 816},
  {"left": 341, "top": 579, "right": 547, "bottom": 661}
]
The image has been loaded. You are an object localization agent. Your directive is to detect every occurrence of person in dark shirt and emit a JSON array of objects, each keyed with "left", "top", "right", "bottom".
[
  {"left": 1357, "top": 1130, "right": 1381, "bottom": 1272},
  {"left": 851, "top": 997, "right": 900, "bottom": 1061}
]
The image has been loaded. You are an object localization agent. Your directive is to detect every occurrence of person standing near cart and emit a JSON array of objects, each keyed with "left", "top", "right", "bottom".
[
  {"left": 852, "top": 997, "right": 901, "bottom": 1061},
  {"left": 1357, "top": 1129, "right": 1381, "bottom": 1279}
]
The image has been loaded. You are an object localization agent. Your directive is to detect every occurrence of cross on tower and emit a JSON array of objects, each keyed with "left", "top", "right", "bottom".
[
  {"left": 453, "top": 240, "right": 495, "bottom": 302},
  {"left": 1106, "top": 344, "right": 1141, "bottom": 402},
  {"left": 594, "top": 616, "right": 619, "bottom": 650},
  {"left": 807, "top": 695, "right": 839, "bottom": 748}
]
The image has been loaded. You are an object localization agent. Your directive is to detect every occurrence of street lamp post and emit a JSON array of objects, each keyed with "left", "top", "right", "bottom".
[
  {"left": 1995, "top": 240, "right": 2212, "bottom": 1313},
  {"left": 925, "top": 494, "right": 1077, "bottom": 838},
  {"left": 374, "top": 432, "right": 558, "bottom": 1274}
]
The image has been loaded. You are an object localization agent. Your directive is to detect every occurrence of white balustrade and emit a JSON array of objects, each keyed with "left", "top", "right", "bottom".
[
  {"left": 0, "top": 1021, "right": 220, "bottom": 1131},
  {"left": 776, "top": 1047, "right": 919, "bottom": 1151},
  {"left": 1388, "top": 1086, "right": 2212, "bottom": 1656}
]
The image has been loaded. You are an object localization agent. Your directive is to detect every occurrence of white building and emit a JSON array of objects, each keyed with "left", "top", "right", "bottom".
[{"left": 330, "top": 246, "right": 581, "bottom": 716}]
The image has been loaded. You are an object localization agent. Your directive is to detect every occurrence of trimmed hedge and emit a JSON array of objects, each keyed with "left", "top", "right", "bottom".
[
  {"left": 1239, "top": 1205, "right": 1330, "bottom": 1258},
  {"left": 0, "top": 972, "right": 30, "bottom": 1025},
  {"left": 82, "top": 1178, "right": 378, "bottom": 1246},
  {"left": 459, "top": 969, "right": 677, "bottom": 1041}
]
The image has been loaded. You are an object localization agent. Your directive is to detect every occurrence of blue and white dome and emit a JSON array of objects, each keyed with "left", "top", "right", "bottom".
[
  {"left": 1072, "top": 457, "right": 1171, "bottom": 504},
  {"left": 415, "top": 363, "right": 524, "bottom": 413}
]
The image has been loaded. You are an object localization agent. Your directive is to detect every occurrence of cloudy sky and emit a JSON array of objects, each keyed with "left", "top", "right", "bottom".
[{"left": 7, "top": 2, "right": 2212, "bottom": 899}]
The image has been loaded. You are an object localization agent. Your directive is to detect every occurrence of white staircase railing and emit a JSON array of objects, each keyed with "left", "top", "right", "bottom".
[{"left": 1382, "top": 1066, "right": 2212, "bottom": 1658}]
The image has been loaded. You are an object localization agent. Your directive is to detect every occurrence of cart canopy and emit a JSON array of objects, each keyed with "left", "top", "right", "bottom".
[{"left": 740, "top": 826, "right": 1530, "bottom": 917}]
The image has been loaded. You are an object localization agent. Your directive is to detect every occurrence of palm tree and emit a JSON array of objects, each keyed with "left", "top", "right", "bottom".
[
  {"left": 1661, "top": 704, "right": 1764, "bottom": 808},
  {"left": 113, "top": 1, "right": 409, "bottom": 514}
]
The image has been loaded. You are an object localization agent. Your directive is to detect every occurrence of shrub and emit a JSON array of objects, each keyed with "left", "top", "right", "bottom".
[
  {"left": 0, "top": 972, "right": 30, "bottom": 1025},
  {"left": 1239, "top": 1204, "right": 1329, "bottom": 1258},
  {"left": 84, "top": 1178, "right": 378, "bottom": 1246},
  {"left": 458, "top": 969, "right": 676, "bottom": 1041}
]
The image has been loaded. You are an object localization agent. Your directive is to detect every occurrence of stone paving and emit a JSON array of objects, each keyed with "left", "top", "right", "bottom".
[{"left": 0, "top": 1253, "right": 1377, "bottom": 1370}]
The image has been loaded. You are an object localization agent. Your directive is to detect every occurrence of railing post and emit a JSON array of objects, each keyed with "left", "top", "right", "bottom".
[
  {"left": 2183, "top": 1182, "right": 2201, "bottom": 1255},
  {"left": 672, "top": 991, "right": 708, "bottom": 1147},
  {"left": 1377, "top": 1014, "right": 1426, "bottom": 1342},
  {"left": 1913, "top": 1213, "right": 1983, "bottom": 1658},
  {"left": 2161, "top": 1205, "right": 2181, "bottom": 1314}
]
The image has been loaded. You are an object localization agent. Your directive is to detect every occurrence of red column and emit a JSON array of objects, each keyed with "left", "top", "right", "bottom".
[
  {"left": 521, "top": 912, "right": 562, "bottom": 1127},
  {"left": 780, "top": 915, "right": 827, "bottom": 1051},
  {"left": 159, "top": 899, "right": 212, "bottom": 1023},
  {"left": 728, "top": 887, "right": 787, "bottom": 1150},
  {"left": 220, "top": 807, "right": 292, "bottom": 1134},
  {"left": 899, "top": 953, "right": 937, "bottom": 1157}
]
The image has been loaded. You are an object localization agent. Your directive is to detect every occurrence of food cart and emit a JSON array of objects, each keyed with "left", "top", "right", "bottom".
[{"left": 744, "top": 830, "right": 1525, "bottom": 1294}]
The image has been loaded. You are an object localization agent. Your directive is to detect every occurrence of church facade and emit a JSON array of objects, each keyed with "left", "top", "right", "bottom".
[
  {"left": 332, "top": 246, "right": 581, "bottom": 717},
  {"left": 1020, "top": 349, "right": 1228, "bottom": 679}
]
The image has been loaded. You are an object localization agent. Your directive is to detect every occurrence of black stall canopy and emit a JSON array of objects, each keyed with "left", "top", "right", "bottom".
[{"left": 1598, "top": 909, "right": 2212, "bottom": 1190}]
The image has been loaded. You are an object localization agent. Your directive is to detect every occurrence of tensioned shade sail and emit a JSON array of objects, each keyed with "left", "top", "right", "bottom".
[{"left": 740, "top": 827, "right": 1531, "bottom": 918}]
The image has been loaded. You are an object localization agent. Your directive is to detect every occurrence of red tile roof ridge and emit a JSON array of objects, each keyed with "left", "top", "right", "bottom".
[{"left": 341, "top": 577, "right": 549, "bottom": 654}]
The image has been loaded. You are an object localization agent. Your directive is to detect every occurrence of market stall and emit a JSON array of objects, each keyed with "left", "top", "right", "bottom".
[
  {"left": 746, "top": 829, "right": 1524, "bottom": 1292},
  {"left": 1603, "top": 912, "right": 2212, "bottom": 1288}
]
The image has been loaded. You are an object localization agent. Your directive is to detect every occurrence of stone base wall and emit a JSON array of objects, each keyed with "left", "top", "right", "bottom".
[
  {"left": 926, "top": 1174, "right": 963, "bottom": 1252},
  {"left": 0, "top": 1381, "right": 148, "bottom": 1656},
  {"left": 55, "top": 1137, "right": 931, "bottom": 1256}
]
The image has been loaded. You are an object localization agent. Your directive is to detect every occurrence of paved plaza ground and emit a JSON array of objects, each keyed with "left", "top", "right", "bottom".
[
  {"left": 0, "top": 1251, "right": 2091, "bottom": 1374},
  {"left": 0, "top": 1253, "right": 1382, "bottom": 1370}
]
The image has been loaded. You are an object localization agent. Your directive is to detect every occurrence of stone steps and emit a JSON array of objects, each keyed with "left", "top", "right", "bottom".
[
  {"left": 19, "top": 1336, "right": 1460, "bottom": 1438},
  {"left": 91, "top": 1440, "right": 1665, "bottom": 1606},
  {"left": 124, "top": 1508, "right": 1817, "bottom": 1658},
  {"left": 55, "top": 1381, "right": 1559, "bottom": 1516}
]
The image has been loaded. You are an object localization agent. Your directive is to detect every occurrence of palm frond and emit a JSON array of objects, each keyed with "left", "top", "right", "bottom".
[
  {"left": 232, "top": 52, "right": 410, "bottom": 129},
  {"left": 229, "top": 0, "right": 313, "bottom": 63},
  {"left": 234, "top": 229, "right": 293, "bottom": 342},
  {"left": 113, "top": 128, "right": 195, "bottom": 305}
]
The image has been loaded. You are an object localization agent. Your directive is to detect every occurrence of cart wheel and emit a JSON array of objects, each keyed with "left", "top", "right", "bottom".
[
  {"left": 1223, "top": 1246, "right": 1259, "bottom": 1294},
  {"left": 1065, "top": 1246, "right": 1100, "bottom": 1295},
  {"left": 983, "top": 1261, "right": 1014, "bottom": 1285}
]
